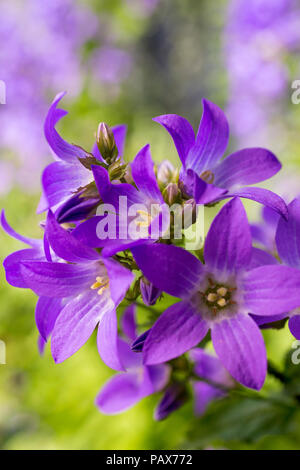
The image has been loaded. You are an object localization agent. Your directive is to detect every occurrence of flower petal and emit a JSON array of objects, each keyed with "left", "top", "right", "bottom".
[
  {"left": 95, "top": 372, "right": 143, "bottom": 415},
  {"left": 97, "top": 309, "right": 125, "bottom": 371},
  {"left": 185, "top": 99, "right": 229, "bottom": 174},
  {"left": 131, "top": 144, "right": 163, "bottom": 202},
  {"left": 192, "top": 382, "right": 224, "bottom": 416},
  {"left": 204, "top": 197, "right": 252, "bottom": 275},
  {"left": 227, "top": 187, "right": 288, "bottom": 219},
  {"left": 51, "top": 290, "right": 114, "bottom": 363},
  {"left": 35, "top": 296, "right": 63, "bottom": 341},
  {"left": 38, "top": 161, "right": 92, "bottom": 212},
  {"left": 44, "top": 92, "right": 87, "bottom": 162},
  {"left": 153, "top": 114, "right": 195, "bottom": 165},
  {"left": 248, "top": 247, "right": 279, "bottom": 270},
  {"left": 143, "top": 301, "right": 209, "bottom": 365},
  {"left": 3, "top": 248, "right": 43, "bottom": 288},
  {"left": 103, "top": 258, "right": 134, "bottom": 305},
  {"left": 243, "top": 265, "right": 300, "bottom": 316},
  {"left": 132, "top": 244, "right": 204, "bottom": 299},
  {"left": 289, "top": 315, "right": 300, "bottom": 340},
  {"left": 213, "top": 148, "right": 281, "bottom": 189},
  {"left": 211, "top": 313, "right": 267, "bottom": 390},
  {"left": 46, "top": 210, "right": 99, "bottom": 263},
  {"left": 276, "top": 198, "right": 300, "bottom": 269},
  {"left": 1, "top": 210, "right": 41, "bottom": 247},
  {"left": 20, "top": 261, "right": 98, "bottom": 298},
  {"left": 121, "top": 304, "right": 137, "bottom": 341}
]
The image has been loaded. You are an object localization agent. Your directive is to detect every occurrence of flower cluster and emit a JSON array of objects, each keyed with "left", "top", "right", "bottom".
[{"left": 3, "top": 93, "right": 300, "bottom": 420}]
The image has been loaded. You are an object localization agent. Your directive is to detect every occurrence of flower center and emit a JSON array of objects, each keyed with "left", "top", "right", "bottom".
[
  {"left": 200, "top": 170, "right": 214, "bottom": 184},
  {"left": 91, "top": 276, "right": 109, "bottom": 295},
  {"left": 135, "top": 209, "right": 153, "bottom": 228},
  {"left": 194, "top": 277, "right": 237, "bottom": 319}
]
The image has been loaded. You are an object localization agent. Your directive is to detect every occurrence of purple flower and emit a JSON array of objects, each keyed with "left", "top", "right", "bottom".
[
  {"left": 140, "top": 277, "right": 162, "bottom": 306},
  {"left": 73, "top": 144, "right": 169, "bottom": 256},
  {"left": 96, "top": 305, "right": 170, "bottom": 415},
  {"left": 38, "top": 92, "right": 127, "bottom": 214},
  {"left": 275, "top": 198, "right": 300, "bottom": 340},
  {"left": 153, "top": 99, "right": 287, "bottom": 217},
  {"left": 251, "top": 206, "right": 280, "bottom": 253},
  {"left": 14, "top": 211, "right": 134, "bottom": 368},
  {"left": 131, "top": 198, "right": 300, "bottom": 389},
  {"left": 189, "top": 349, "right": 234, "bottom": 416}
]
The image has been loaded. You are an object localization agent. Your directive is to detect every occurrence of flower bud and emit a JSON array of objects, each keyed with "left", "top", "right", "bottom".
[
  {"left": 140, "top": 277, "right": 161, "bottom": 306},
  {"left": 162, "top": 183, "right": 180, "bottom": 205},
  {"left": 154, "top": 383, "right": 188, "bottom": 421},
  {"left": 131, "top": 329, "right": 151, "bottom": 352},
  {"left": 96, "top": 122, "right": 118, "bottom": 163}
]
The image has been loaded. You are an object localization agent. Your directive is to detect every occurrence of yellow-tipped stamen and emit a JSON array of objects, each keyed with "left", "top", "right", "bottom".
[
  {"left": 207, "top": 293, "right": 218, "bottom": 302},
  {"left": 217, "top": 298, "right": 227, "bottom": 307},
  {"left": 217, "top": 287, "right": 227, "bottom": 297},
  {"left": 90, "top": 276, "right": 109, "bottom": 295}
]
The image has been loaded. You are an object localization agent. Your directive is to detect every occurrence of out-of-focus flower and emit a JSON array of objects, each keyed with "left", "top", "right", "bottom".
[
  {"left": 154, "top": 99, "right": 287, "bottom": 217},
  {"left": 0, "top": 0, "right": 100, "bottom": 193},
  {"left": 96, "top": 305, "right": 170, "bottom": 415},
  {"left": 225, "top": 0, "right": 300, "bottom": 144},
  {"left": 132, "top": 198, "right": 300, "bottom": 389}
]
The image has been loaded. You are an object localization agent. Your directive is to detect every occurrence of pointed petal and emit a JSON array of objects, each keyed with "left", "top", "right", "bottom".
[
  {"left": 35, "top": 296, "right": 63, "bottom": 341},
  {"left": 1, "top": 210, "right": 41, "bottom": 247},
  {"left": 44, "top": 92, "right": 87, "bottom": 162},
  {"left": 211, "top": 313, "right": 267, "bottom": 390},
  {"left": 185, "top": 99, "right": 229, "bottom": 173},
  {"left": 153, "top": 114, "right": 195, "bottom": 165},
  {"left": 192, "top": 382, "right": 224, "bottom": 416},
  {"left": 46, "top": 211, "right": 99, "bottom": 263},
  {"left": 132, "top": 243, "right": 204, "bottom": 299},
  {"left": 3, "top": 248, "right": 43, "bottom": 288},
  {"left": 204, "top": 197, "right": 252, "bottom": 275},
  {"left": 243, "top": 265, "right": 300, "bottom": 316},
  {"left": 214, "top": 148, "right": 281, "bottom": 189},
  {"left": 51, "top": 291, "right": 114, "bottom": 363},
  {"left": 20, "top": 261, "right": 98, "bottom": 298},
  {"left": 227, "top": 187, "right": 288, "bottom": 219},
  {"left": 276, "top": 198, "right": 300, "bottom": 269},
  {"left": 183, "top": 169, "right": 227, "bottom": 204},
  {"left": 248, "top": 247, "right": 279, "bottom": 270},
  {"left": 131, "top": 144, "right": 163, "bottom": 202},
  {"left": 143, "top": 301, "right": 209, "bottom": 365}
]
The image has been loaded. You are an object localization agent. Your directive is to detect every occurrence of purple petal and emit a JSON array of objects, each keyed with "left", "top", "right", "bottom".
[
  {"left": 248, "top": 247, "right": 279, "bottom": 270},
  {"left": 38, "top": 335, "right": 47, "bottom": 356},
  {"left": 51, "top": 290, "right": 114, "bottom": 363},
  {"left": 276, "top": 198, "right": 300, "bottom": 269},
  {"left": 289, "top": 315, "right": 300, "bottom": 340},
  {"left": 154, "top": 383, "right": 187, "bottom": 420},
  {"left": 243, "top": 265, "right": 300, "bottom": 316},
  {"left": 183, "top": 169, "right": 227, "bottom": 204},
  {"left": 251, "top": 313, "right": 288, "bottom": 327},
  {"left": 95, "top": 371, "right": 143, "bottom": 415},
  {"left": 44, "top": 92, "right": 87, "bottom": 162},
  {"left": 213, "top": 148, "right": 281, "bottom": 189},
  {"left": 131, "top": 145, "right": 163, "bottom": 202},
  {"left": 38, "top": 161, "right": 92, "bottom": 212},
  {"left": 147, "top": 364, "right": 171, "bottom": 392},
  {"left": 97, "top": 309, "right": 125, "bottom": 371},
  {"left": 227, "top": 187, "right": 288, "bottom": 219},
  {"left": 211, "top": 313, "right": 267, "bottom": 390},
  {"left": 143, "top": 301, "right": 209, "bottom": 365},
  {"left": 132, "top": 244, "right": 204, "bottom": 299},
  {"left": 1, "top": 210, "right": 41, "bottom": 247},
  {"left": 46, "top": 211, "right": 99, "bottom": 263},
  {"left": 3, "top": 248, "right": 43, "bottom": 288},
  {"left": 55, "top": 192, "right": 100, "bottom": 224},
  {"left": 35, "top": 296, "right": 63, "bottom": 341},
  {"left": 204, "top": 197, "right": 252, "bottom": 275},
  {"left": 192, "top": 382, "right": 224, "bottom": 416},
  {"left": 20, "top": 261, "right": 98, "bottom": 298},
  {"left": 121, "top": 304, "right": 137, "bottom": 341},
  {"left": 103, "top": 258, "right": 134, "bottom": 305},
  {"left": 153, "top": 114, "right": 195, "bottom": 165},
  {"left": 185, "top": 99, "right": 229, "bottom": 174},
  {"left": 189, "top": 348, "right": 230, "bottom": 385}
]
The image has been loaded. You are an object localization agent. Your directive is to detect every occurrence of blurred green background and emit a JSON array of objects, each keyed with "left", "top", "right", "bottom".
[{"left": 1, "top": 0, "right": 300, "bottom": 450}]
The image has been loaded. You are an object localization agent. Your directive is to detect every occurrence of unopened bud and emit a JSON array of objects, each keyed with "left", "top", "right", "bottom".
[
  {"left": 162, "top": 183, "right": 180, "bottom": 205},
  {"left": 96, "top": 122, "right": 118, "bottom": 163},
  {"left": 140, "top": 277, "right": 161, "bottom": 306},
  {"left": 154, "top": 383, "right": 188, "bottom": 421}
]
